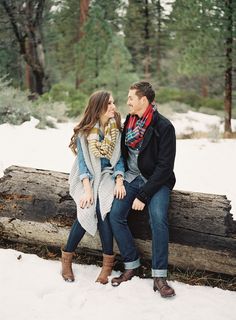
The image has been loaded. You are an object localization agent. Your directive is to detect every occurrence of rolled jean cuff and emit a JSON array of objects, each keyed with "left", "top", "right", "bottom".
[
  {"left": 124, "top": 258, "right": 140, "bottom": 270},
  {"left": 152, "top": 269, "right": 167, "bottom": 277}
]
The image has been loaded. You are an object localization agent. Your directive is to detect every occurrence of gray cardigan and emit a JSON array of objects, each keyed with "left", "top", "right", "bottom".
[{"left": 69, "top": 133, "right": 121, "bottom": 236}]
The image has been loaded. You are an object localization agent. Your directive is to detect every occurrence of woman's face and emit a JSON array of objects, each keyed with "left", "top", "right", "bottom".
[{"left": 102, "top": 95, "right": 116, "bottom": 120}]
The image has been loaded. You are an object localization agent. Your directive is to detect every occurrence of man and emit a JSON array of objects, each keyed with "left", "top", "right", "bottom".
[{"left": 110, "top": 81, "right": 176, "bottom": 298}]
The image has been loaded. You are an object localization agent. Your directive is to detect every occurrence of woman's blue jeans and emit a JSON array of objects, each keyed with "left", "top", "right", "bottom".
[
  {"left": 109, "top": 176, "right": 170, "bottom": 277},
  {"left": 65, "top": 199, "right": 113, "bottom": 255}
]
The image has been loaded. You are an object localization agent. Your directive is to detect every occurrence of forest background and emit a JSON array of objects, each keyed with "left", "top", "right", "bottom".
[{"left": 0, "top": 0, "right": 235, "bottom": 135}]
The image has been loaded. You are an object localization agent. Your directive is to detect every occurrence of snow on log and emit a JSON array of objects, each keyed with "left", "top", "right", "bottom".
[{"left": 0, "top": 165, "right": 235, "bottom": 275}]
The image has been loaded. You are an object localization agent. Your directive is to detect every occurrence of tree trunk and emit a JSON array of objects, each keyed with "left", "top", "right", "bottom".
[
  {"left": 25, "top": 38, "right": 34, "bottom": 92},
  {"left": 224, "top": 0, "right": 232, "bottom": 133},
  {"left": 95, "top": 47, "right": 99, "bottom": 87},
  {"left": 201, "top": 76, "right": 208, "bottom": 97},
  {"left": 33, "top": 69, "right": 44, "bottom": 96},
  {"left": 156, "top": 0, "right": 162, "bottom": 76},
  {"left": 144, "top": 0, "right": 151, "bottom": 80},
  {"left": 75, "top": 0, "right": 90, "bottom": 88},
  {"left": 25, "top": 63, "right": 33, "bottom": 92},
  {"left": 1, "top": 0, "right": 46, "bottom": 95},
  {"left": 0, "top": 166, "right": 235, "bottom": 276},
  {"left": 78, "top": 0, "right": 90, "bottom": 40}
]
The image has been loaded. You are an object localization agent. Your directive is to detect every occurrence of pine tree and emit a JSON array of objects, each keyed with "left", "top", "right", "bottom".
[
  {"left": 0, "top": 6, "right": 22, "bottom": 86},
  {"left": 96, "top": 35, "right": 138, "bottom": 111},
  {"left": 124, "top": 0, "right": 156, "bottom": 79},
  {"left": 75, "top": 0, "right": 90, "bottom": 88},
  {"left": 75, "top": 4, "right": 113, "bottom": 93},
  {"left": 169, "top": 0, "right": 220, "bottom": 96},
  {"left": 1, "top": 0, "right": 48, "bottom": 94},
  {"left": 169, "top": 0, "right": 236, "bottom": 133},
  {"left": 151, "top": 0, "right": 173, "bottom": 85},
  {"left": 43, "top": 0, "right": 81, "bottom": 86},
  {"left": 222, "top": 0, "right": 234, "bottom": 133}
]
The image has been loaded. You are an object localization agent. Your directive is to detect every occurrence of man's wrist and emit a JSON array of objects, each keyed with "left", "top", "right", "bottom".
[{"left": 136, "top": 191, "right": 149, "bottom": 204}]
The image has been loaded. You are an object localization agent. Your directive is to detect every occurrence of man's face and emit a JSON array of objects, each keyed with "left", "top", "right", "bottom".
[{"left": 127, "top": 89, "right": 143, "bottom": 116}]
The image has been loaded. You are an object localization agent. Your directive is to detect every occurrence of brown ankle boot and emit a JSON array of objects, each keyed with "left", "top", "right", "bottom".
[
  {"left": 111, "top": 269, "right": 137, "bottom": 287},
  {"left": 61, "top": 250, "right": 75, "bottom": 282},
  {"left": 153, "top": 277, "right": 175, "bottom": 298},
  {"left": 96, "top": 254, "right": 115, "bottom": 284}
]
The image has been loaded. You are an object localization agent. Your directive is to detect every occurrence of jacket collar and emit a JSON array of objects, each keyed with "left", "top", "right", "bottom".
[{"left": 140, "top": 111, "right": 159, "bottom": 152}]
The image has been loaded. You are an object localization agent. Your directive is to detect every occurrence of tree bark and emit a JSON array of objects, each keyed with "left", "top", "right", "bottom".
[
  {"left": 201, "top": 76, "right": 208, "bottom": 97},
  {"left": 144, "top": 0, "right": 151, "bottom": 80},
  {"left": 156, "top": 0, "right": 162, "bottom": 76},
  {"left": 224, "top": 0, "right": 232, "bottom": 133},
  {"left": 78, "top": 0, "right": 90, "bottom": 40},
  {"left": 75, "top": 0, "right": 90, "bottom": 89},
  {"left": 1, "top": 0, "right": 46, "bottom": 95},
  {"left": 25, "top": 37, "right": 34, "bottom": 92},
  {"left": 0, "top": 166, "right": 235, "bottom": 276}
]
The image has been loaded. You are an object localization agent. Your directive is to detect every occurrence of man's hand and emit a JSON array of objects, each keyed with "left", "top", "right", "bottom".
[{"left": 132, "top": 198, "right": 145, "bottom": 211}]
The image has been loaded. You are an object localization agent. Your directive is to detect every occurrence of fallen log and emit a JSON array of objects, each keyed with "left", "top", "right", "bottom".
[{"left": 0, "top": 165, "right": 235, "bottom": 276}]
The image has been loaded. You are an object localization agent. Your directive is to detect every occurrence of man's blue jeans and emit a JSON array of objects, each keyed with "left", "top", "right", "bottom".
[
  {"left": 109, "top": 176, "right": 170, "bottom": 277},
  {"left": 65, "top": 199, "right": 113, "bottom": 255}
]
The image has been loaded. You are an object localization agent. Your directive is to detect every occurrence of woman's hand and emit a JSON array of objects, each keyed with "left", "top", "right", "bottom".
[
  {"left": 114, "top": 175, "right": 126, "bottom": 199},
  {"left": 79, "top": 190, "right": 94, "bottom": 208},
  {"left": 80, "top": 177, "right": 93, "bottom": 208}
]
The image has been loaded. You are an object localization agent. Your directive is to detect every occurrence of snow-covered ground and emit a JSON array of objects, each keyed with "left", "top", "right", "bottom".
[
  {"left": 172, "top": 110, "right": 236, "bottom": 135},
  {"left": 0, "top": 111, "right": 236, "bottom": 320},
  {"left": 0, "top": 248, "right": 235, "bottom": 320}
]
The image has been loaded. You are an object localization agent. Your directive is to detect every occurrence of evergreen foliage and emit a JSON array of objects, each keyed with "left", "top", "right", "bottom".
[
  {"left": 157, "top": 87, "right": 223, "bottom": 111},
  {"left": 40, "top": 83, "right": 88, "bottom": 118},
  {"left": 0, "top": 6, "right": 22, "bottom": 87},
  {"left": 75, "top": 4, "right": 113, "bottom": 92},
  {"left": 0, "top": 76, "right": 31, "bottom": 125},
  {"left": 0, "top": 0, "right": 235, "bottom": 131},
  {"left": 124, "top": 0, "right": 156, "bottom": 78},
  {"left": 168, "top": 0, "right": 236, "bottom": 130},
  {"left": 96, "top": 35, "right": 138, "bottom": 111}
]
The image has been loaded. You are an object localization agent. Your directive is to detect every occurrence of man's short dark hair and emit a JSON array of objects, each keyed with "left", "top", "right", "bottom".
[{"left": 130, "top": 81, "right": 155, "bottom": 104}]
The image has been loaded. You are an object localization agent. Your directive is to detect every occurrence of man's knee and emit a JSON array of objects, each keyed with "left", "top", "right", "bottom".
[
  {"left": 110, "top": 201, "right": 122, "bottom": 223},
  {"left": 109, "top": 200, "right": 128, "bottom": 226},
  {"left": 148, "top": 205, "right": 168, "bottom": 225},
  {"left": 149, "top": 190, "right": 170, "bottom": 222}
]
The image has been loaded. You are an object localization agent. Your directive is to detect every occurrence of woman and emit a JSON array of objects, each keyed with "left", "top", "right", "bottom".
[{"left": 61, "top": 90, "right": 126, "bottom": 284}]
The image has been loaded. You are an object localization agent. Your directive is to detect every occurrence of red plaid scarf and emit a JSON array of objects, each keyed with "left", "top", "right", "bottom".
[{"left": 125, "top": 104, "right": 154, "bottom": 149}]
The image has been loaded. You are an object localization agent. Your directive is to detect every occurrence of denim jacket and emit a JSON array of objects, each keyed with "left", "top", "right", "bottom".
[{"left": 77, "top": 136, "right": 124, "bottom": 181}]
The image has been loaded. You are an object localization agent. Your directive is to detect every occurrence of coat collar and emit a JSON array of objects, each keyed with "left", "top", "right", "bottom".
[{"left": 140, "top": 111, "right": 159, "bottom": 152}]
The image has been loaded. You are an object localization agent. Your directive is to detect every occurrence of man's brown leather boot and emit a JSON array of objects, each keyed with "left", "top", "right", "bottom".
[
  {"left": 111, "top": 268, "right": 137, "bottom": 287},
  {"left": 153, "top": 277, "right": 175, "bottom": 298},
  {"left": 96, "top": 254, "right": 115, "bottom": 284},
  {"left": 61, "top": 250, "right": 75, "bottom": 282}
]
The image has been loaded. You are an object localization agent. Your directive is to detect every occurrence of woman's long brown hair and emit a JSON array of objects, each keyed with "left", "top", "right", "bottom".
[{"left": 69, "top": 90, "right": 122, "bottom": 154}]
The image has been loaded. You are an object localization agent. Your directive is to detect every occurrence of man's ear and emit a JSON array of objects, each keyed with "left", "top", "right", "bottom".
[{"left": 141, "top": 95, "right": 149, "bottom": 106}]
